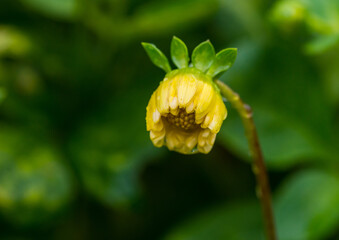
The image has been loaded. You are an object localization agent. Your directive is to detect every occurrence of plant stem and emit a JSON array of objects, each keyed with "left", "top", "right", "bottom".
[{"left": 216, "top": 80, "right": 277, "bottom": 240}]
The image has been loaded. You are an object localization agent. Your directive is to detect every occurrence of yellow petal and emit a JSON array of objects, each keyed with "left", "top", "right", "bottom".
[
  {"left": 194, "top": 83, "right": 216, "bottom": 124},
  {"left": 208, "top": 98, "right": 227, "bottom": 133},
  {"left": 208, "top": 133, "right": 217, "bottom": 146},
  {"left": 156, "top": 79, "right": 171, "bottom": 114},
  {"left": 166, "top": 135, "right": 175, "bottom": 150},
  {"left": 201, "top": 128, "right": 210, "bottom": 138},
  {"left": 198, "top": 131, "right": 206, "bottom": 147},
  {"left": 150, "top": 129, "right": 166, "bottom": 147},
  {"left": 146, "top": 69, "right": 227, "bottom": 155},
  {"left": 199, "top": 99, "right": 218, "bottom": 129},
  {"left": 146, "top": 93, "right": 156, "bottom": 131},
  {"left": 152, "top": 119, "right": 164, "bottom": 132},
  {"left": 185, "top": 101, "right": 195, "bottom": 113},
  {"left": 197, "top": 129, "right": 214, "bottom": 154},
  {"left": 198, "top": 144, "right": 213, "bottom": 154},
  {"left": 153, "top": 138, "right": 164, "bottom": 147},
  {"left": 195, "top": 83, "right": 215, "bottom": 114},
  {"left": 185, "top": 131, "right": 199, "bottom": 149},
  {"left": 152, "top": 109, "right": 161, "bottom": 123},
  {"left": 168, "top": 77, "right": 179, "bottom": 111},
  {"left": 195, "top": 115, "right": 206, "bottom": 124},
  {"left": 169, "top": 96, "right": 178, "bottom": 110},
  {"left": 201, "top": 112, "right": 213, "bottom": 128},
  {"left": 164, "top": 127, "right": 199, "bottom": 154},
  {"left": 166, "top": 129, "right": 180, "bottom": 150},
  {"left": 177, "top": 74, "right": 197, "bottom": 108}
]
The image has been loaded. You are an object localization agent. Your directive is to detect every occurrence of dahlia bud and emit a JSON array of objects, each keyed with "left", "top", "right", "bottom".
[{"left": 142, "top": 37, "right": 237, "bottom": 154}]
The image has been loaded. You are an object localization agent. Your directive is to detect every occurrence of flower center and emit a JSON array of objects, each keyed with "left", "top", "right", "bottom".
[{"left": 166, "top": 108, "right": 199, "bottom": 130}]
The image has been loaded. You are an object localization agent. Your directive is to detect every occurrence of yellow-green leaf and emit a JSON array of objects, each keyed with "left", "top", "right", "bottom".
[
  {"left": 171, "top": 36, "right": 189, "bottom": 69},
  {"left": 192, "top": 40, "right": 215, "bottom": 72},
  {"left": 207, "top": 48, "right": 237, "bottom": 78},
  {"left": 142, "top": 42, "right": 171, "bottom": 73}
]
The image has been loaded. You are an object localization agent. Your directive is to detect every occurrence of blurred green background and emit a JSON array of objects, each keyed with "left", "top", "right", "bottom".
[{"left": 0, "top": 0, "right": 339, "bottom": 239}]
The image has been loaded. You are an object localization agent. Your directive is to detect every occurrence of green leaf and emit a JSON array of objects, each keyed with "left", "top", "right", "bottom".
[
  {"left": 0, "top": 125, "right": 72, "bottom": 225},
  {"left": 142, "top": 42, "right": 171, "bottom": 73},
  {"left": 164, "top": 201, "right": 264, "bottom": 240},
  {"left": 0, "top": 26, "right": 31, "bottom": 57},
  {"left": 270, "top": 0, "right": 339, "bottom": 54},
  {"left": 275, "top": 169, "right": 339, "bottom": 240},
  {"left": 69, "top": 88, "right": 163, "bottom": 208},
  {"left": 218, "top": 41, "right": 338, "bottom": 168},
  {"left": 171, "top": 36, "right": 189, "bottom": 69},
  {"left": 221, "top": 107, "right": 331, "bottom": 168},
  {"left": 191, "top": 40, "right": 215, "bottom": 72},
  {"left": 123, "top": 0, "right": 218, "bottom": 41},
  {"left": 304, "top": 34, "right": 339, "bottom": 55},
  {"left": 207, "top": 48, "right": 237, "bottom": 78},
  {"left": 163, "top": 169, "right": 339, "bottom": 240},
  {"left": 21, "top": 0, "right": 76, "bottom": 20}
]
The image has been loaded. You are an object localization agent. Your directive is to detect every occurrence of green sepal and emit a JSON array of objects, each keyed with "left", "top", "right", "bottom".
[
  {"left": 171, "top": 36, "right": 189, "bottom": 69},
  {"left": 207, "top": 48, "right": 237, "bottom": 78},
  {"left": 141, "top": 42, "right": 171, "bottom": 73},
  {"left": 191, "top": 40, "right": 215, "bottom": 72}
]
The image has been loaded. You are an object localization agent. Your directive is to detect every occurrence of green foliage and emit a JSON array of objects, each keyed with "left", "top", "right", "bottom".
[
  {"left": 207, "top": 48, "right": 237, "bottom": 78},
  {"left": 171, "top": 36, "right": 189, "bottom": 69},
  {"left": 142, "top": 42, "right": 172, "bottom": 73},
  {"left": 164, "top": 169, "right": 339, "bottom": 240},
  {"left": 0, "top": 125, "right": 72, "bottom": 225},
  {"left": 0, "top": 26, "right": 31, "bottom": 57},
  {"left": 219, "top": 42, "right": 337, "bottom": 168},
  {"left": 270, "top": 0, "right": 339, "bottom": 54},
  {"left": 68, "top": 90, "right": 162, "bottom": 207},
  {"left": 144, "top": 39, "right": 237, "bottom": 80},
  {"left": 275, "top": 169, "right": 339, "bottom": 240},
  {"left": 21, "top": 0, "right": 77, "bottom": 20},
  {"left": 304, "top": 34, "right": 339, "bottom": 54},
  {"left": 164, "top": 201, "right": 265, "bottom": 240},
  {"left": 191, "top": 40, "right": 215, "bottom": 72},
  {"left": 1, "top": 0, "right": 339, "bottom": 239}
]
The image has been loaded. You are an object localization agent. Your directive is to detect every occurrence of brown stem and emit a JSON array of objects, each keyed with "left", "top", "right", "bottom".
[{"left": 216, "top": 80, "right": 277, "bottom": 240}]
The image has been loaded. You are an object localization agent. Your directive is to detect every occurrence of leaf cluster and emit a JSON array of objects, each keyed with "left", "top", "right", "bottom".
[{"left": 142, "top": 37, "right": 237, "bottom": 79}]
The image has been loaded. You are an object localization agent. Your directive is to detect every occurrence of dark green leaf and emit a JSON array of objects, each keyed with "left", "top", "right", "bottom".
[
  {"left": 220, "top": 106, "right": 331, "bottom": 168},
  {"left": 164, "top": 201, "right": 264, "bottom": 240},
  {"left": 0, "top": 26, "right": 31, "bottom": 57},
  {"left": 69, "top": 88, "right": 163, "bottom": 208},
  {"left": 270, "top": 0, "right": 339, "bottom": 54},
  {"left": 142, "top": 42, "right": 171, "bottom": 73},
  {"left": 304, "top": 34, "right": 339, "bottom": 54},
  {"left": 164, "top": 169, "right": 339, "bottom": 240},
  {"left": 21, "top": 0, "right": 76, "bottom": 20},
  {"left": 0, "top": 125, "right": 72, "bottom": 225},
  {"left": 275, "top": 169, "right": 339, "bottom": 240},
  {"left": 192, "top": 40, "right": 215, "bottom": 72},
  {"left": 218, "top": 42, "right": 337, "bottom": 168},
  {"left": 171, "top": 36, "right": 189, "bottom": 69},
  {"left": 207, "top": 48, "right": 237, "bottom": 78}
]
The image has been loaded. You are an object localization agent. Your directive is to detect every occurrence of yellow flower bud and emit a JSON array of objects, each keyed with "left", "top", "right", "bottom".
[{"left": 146, "top": 68, "right": 227, "bottom": 154}]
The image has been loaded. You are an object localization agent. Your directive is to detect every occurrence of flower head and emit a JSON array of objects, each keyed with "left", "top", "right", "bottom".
[{"left": 143, "top": 37, "right": 237, "bottom": 154}]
